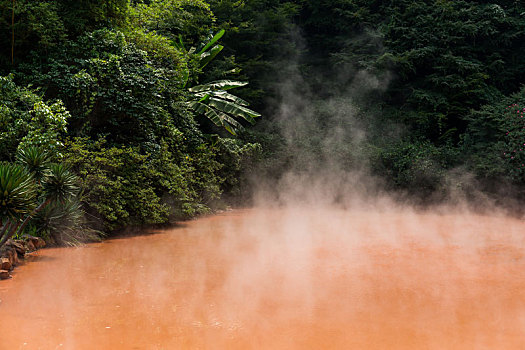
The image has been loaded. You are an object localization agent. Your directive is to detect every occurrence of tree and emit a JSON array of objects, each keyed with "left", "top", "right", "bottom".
[
  {"left": 0, "top": 0, "right": 67, "bottom": 70},
  {"left": 0, "top": 75, "right": 69, "bottom": 161}
]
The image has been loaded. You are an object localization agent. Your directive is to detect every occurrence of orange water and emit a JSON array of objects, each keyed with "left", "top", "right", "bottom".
[{"left": 1, "top": 208, "right": 525, "bottom": 349}]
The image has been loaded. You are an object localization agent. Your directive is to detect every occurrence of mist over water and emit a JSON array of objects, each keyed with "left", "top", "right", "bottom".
[
  {"left": 1, "top": 208, "right": 525, "bottom": 349},
  {"left": 249, "top": 26, "right": 398, "bottom": 210}
]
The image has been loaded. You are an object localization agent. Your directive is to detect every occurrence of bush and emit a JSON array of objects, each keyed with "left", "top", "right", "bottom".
[
  {"left": 0, "top": 75, "right": 69, "bottom": 160},
  {"left": 373, "top": 139, "right": 459, "bottom": 196},
  {"left": 61, "top": 134, "right": 259, "bottom": 230},
  {"left": 62, "top": 137, "right": 171, "bottom": 230},
  {"left": 463, "top": 86, "right": 525, "bottom": 184},
  {"left": 16, "top": 29, "right": 193, "bottom": 146}
]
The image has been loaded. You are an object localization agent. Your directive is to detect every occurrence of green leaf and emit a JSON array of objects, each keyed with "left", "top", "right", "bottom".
[
  {"left": 189, "top": 80, "right": 248, "bottom": 92},
  {"left": 181, "top": 67, "right": 190, "bottom": 88},
  {"left": 210, "top": 91, "right": 250, "bottom": 106},
  {"left": 197, "top": 29, "right": 226, "bottom": 55},
  {"left": 207, "top": 97, "right": 260, "bottom": 124},
  {"left": 199, "top": 45, "right": 224, "bottom": 69},
  {"left": 0, "top": 163, "right": 36, "bottom": 220}
]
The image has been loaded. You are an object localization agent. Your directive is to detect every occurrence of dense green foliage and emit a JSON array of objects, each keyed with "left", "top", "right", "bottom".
[
  {"left": 204, "top": 0, "right": 525, "bottom": 198},
  {"left": 0, "top": 0, "right": 260, "bottom": 243},
  {"left": 462, "top": 87, "right": 525, "bottom": 183},
  {"left": 0, "top": 75, "right": 69, "bottom": 159},
  {"left": 1, "top": 0, "right": 525, "bottom": 244}
]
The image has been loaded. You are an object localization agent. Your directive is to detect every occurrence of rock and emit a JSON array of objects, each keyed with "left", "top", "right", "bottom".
[
  {"left": 1, "top": 248, "right": 15, "bottom": 267},
  {"left": 6, "top": 239, "right": 25, "bottom": 256},
  {"left": 13, "top": 248, "right": 19, "bottom": 264},
  {"left": 0, "top": 236, "right": 45, "bottom": 280},
  {"left": 25, "top": 240, "right": 36, "bottom": 252},
  {"left": 1, "top": 258, "right": 11, "bottom": 271},
  {"left": 7, "top": 248, "right": 19, "bottom": 266},
  {"left": 1, "top": 248, "right": 12, "bottom": 264},
  {"left": 29, "top": 236, "right": 46, "bottom": 249},
  {"left": 11, "top": 250, "right": 18, "bottom": 266},
  {"left": 37, "top": 237, "right": 45, "bottom": 249},
  {"left": 0, "top": 270, "right": 10, "bottom": 280},
  {"left": 0, "top": 247, "right": 7, "bottom": 259}
]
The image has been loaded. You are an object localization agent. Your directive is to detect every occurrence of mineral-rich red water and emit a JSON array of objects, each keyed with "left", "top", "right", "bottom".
[{"left": 1, "top": 207, "right": 525, "bottom": 349}]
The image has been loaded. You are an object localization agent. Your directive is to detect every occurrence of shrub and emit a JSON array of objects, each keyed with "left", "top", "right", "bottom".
[
  {"left": 373, "top": 139, "right": 458, "bottom": 196},
  {"left": 462, "top": 86, "right": 525, "bottom": 184},
  {"left": 0, "top": 75, "right": 69, "bottom": 160}
]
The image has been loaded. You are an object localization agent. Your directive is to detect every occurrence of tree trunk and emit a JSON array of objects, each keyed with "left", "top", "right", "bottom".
[
  {"left": 0, "top": 198, "right": 52, "bottom": 247},
  {"left": 13, "top": 198, "right": 52, "bottom": 239},
  {"left": 11, "top": 0, "right": 15, "bottom": 65},
  {"left": 0, "top": 220, "right": 20, "bottom": 247},
  {"left": 0, "top": 219, "right": 12, "bottom": 244}
]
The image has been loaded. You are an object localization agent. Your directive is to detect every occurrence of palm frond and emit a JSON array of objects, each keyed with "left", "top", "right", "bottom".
[
  {"left": 210, "top": 91, "right": 250, "bottom": 106},
  {"left": 207, "top": 97, "right": 260, "bottom": 124},
  {"left": 197, "top": 29, "right": 225, "bottom": 55},
  {"left": 199, "top": 45, "right": 224, "bottom": 69}
]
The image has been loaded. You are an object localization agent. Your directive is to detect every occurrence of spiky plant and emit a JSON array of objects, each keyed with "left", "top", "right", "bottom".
[
  {"left": 35, "top": 198, "right": 100, "bottom": 246},
  {"left": 0, "top": 163, "right": 36, "bottom": 220},
  {"left": 16, "top": 146, "right": 51, "bottom": 182},
  {"left": 4, "top": 163, "right": 80, "bottom": 245},
  {"left": 42, "top": 163, "right": 80, "bottom": 203},
  {"left": 0, "top": 163, "right": 36, "bottom": 246}
]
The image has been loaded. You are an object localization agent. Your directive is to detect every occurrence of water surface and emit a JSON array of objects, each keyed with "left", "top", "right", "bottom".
[{"left": 1, "top": 208, "right": 525, "bottom": 349}]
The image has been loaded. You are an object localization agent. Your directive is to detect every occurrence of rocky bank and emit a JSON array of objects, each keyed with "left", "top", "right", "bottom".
[{"left": 0, "top": 237, "right": 46, "bottom": 279}]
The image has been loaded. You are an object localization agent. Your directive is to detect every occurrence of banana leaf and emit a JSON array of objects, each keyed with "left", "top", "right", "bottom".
[
  {"left": 189, "top": 80, "right": 248, "bottom": 92},
  {"left": 197, "top": 29, "right": 225, "bottom": 55}
]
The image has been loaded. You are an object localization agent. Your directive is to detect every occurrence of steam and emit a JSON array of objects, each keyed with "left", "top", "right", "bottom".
[
  {"left": 249, "top": 26, "right": 394, "bottom": 208},
  {"left": 249, "top": 27, "right": 515, "bottom": 215}
]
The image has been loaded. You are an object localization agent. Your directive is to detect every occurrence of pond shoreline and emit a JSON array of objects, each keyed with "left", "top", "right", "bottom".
[
  {"left": 0, "top": 208, "right": 236, "bottom": 280},
  {"left": 0, "top": 236, "right": 46, "bottom": 279}
]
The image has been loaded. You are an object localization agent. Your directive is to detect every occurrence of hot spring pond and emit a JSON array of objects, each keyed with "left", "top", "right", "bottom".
[{"left": 1, "top": 207, "right": 525, "bottom": 349}]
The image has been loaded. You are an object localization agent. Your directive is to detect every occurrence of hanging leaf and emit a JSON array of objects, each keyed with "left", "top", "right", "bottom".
[
  {"left": 199, "top": 44, "right": 224, "bottom": 69},
  {"left": 197, "top": 29, "right": 225, "bottom": 55},
  {"left": 189, "top": 80, "right": 248, "bottom": 92},
  {"left": 207, "top": 97, "right": 259, "bottom": 123}
]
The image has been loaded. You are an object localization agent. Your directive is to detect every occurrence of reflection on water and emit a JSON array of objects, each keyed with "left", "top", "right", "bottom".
[{"left": 1, "top": 207, "right": 525, "bottom": 349}]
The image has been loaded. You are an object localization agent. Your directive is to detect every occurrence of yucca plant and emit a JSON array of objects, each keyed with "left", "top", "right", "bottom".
[
  {"left": 9, "top": 163, "right": 80, "bottom": 242},
  {"left": 0, "top": 163, "right": 37, "bottom": 246},
  {"left": 42, "top": 163, "right": 80, "bottom": 203},
  {"left": 35, "top": 197, "right": 99, "bottom": 246},
  {"left": 15, "top": 146, "right": 51, "bottom": 183},
  {"left": 0, "top": 145, "right": 84, "bottom": 248}
]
